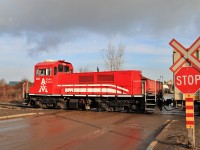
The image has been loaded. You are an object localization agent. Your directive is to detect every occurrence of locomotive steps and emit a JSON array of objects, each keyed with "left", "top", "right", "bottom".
[{"left": 145, "top": 95, "right": 157, "bottom": 113}]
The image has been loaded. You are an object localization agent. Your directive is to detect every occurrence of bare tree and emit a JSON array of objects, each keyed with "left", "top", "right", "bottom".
[
  {"left": 115, "top": 44, "right": 125, "bottom": 70},
  {"left": 77, "top": 65, "right": 90, "bottom": 73},
  {"left": 102, "top": 43, "right": 125, "bottom": 71},
  {"left": 0, "top": 79, "right": 6, "bottom": 85},
  {"left": 20, "top": 77, "right": 30, "bottom": 83},
  {"left": 105, "top": 43, "right": 116, "bottom": 71}
]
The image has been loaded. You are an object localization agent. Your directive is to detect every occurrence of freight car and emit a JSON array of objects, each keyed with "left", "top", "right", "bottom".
[{"left": 24, "top": 60, "right": 163, "bottom": 113}]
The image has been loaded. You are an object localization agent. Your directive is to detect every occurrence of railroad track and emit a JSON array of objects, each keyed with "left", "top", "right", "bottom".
[
  {"left": 1, "top": 102, "right": 199, "bottom": 116},
  {"left": 0, "top": 102, "right": 35, "bottom": 109}
]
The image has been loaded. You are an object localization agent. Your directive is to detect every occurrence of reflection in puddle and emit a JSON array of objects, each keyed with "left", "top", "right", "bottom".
[{"left": 0, "top": 118, "right": 29, "bottom": 133}]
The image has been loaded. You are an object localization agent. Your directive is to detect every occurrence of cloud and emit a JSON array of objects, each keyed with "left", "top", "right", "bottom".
[
  {"left": 126, "top": 44, "right": 169, "bottom": 55},
  {"left": 0, "top": 0, "right": 199, "bottom": 55}
]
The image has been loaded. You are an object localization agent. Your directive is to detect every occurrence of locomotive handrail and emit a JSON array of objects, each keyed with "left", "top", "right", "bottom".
[
  {"left": 155, "top": 80, "right": 157, "bottom": 102},
  {"left": 23, "top": 81, "right": 29, "bottom": 99},
  {"left": 144, "top": 81, "right": 146, "bottom": 102},
  {"left": 23, "top": 83, "right": 25, "bottom": 99},
  {"left": 116, "top": 83, "right": 117, "bottom": 95},
  {"left": 131, "top": 80, "right": 145, "bottom": 95}
]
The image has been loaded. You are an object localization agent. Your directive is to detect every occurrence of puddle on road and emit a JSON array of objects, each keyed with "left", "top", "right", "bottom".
[
  {"left": 0, "top": 118, "right": 29, "bottom": 133},
  {"left": 0, "top": 118, "right": 23, "bottom": 123}
]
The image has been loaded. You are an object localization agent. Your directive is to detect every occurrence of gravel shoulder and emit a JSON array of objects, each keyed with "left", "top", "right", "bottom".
[{"left": 154, "top": 116, "right": 200, "bottom": 150}]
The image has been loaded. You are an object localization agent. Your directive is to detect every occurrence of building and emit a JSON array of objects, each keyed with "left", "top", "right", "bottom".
[{"left": 8, "top": 81, "right": 20, "bottom": 86}]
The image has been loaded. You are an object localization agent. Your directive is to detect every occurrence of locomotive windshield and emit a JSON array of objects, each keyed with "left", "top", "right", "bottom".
[
  {"left": 36, "top": 68, "right": 51, "bottom": 76},
  {"left": 58, "top": 64, "right": 63, "bottom": 72},
  {"left": 58, "top": 64, "right": 70, "bottom": 73},
  {"left": 64, "top": 66, "right": 69, "bottom": 72}
]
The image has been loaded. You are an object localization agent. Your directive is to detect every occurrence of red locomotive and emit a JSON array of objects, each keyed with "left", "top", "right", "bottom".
[{"left": 25, "top": 60, "right": 163, "bottom": 113}]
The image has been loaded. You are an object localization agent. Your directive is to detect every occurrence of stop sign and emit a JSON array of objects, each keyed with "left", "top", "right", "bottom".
[{"left": 175, "top": 66, "right": 200, "bottom": 94}]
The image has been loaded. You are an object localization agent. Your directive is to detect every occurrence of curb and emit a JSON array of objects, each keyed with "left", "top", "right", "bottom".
[
  {"left": 0, "top": 112, "right": 45, "bottom": 120},
  {"left": 146, "top": 119, "right": 174, "bottom": 150}
]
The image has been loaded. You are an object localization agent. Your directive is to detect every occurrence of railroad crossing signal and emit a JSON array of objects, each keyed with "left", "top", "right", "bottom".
[
  {"left": 175, "top": 66, "right": 200, "bottom": 94},
  {"left": 169, "top": 37, "right": 200, "bottom": 149},
  {"left": 169, "top": 37, "right": 200, "bottom": 72}
]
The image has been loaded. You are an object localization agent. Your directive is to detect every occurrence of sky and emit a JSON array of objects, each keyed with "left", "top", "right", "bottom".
[{"left": 0, "top": 0, "right": 200, "bottom": 83}]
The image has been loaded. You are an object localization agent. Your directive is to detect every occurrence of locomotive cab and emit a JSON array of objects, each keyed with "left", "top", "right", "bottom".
[{"left": 29, "top": 60, "right": 73, "bottom": 95}]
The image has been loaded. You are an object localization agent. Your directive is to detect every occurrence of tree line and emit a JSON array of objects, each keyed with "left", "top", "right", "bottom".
[{"left": 0, "top": 78, "right": 31, "bottom": 102}]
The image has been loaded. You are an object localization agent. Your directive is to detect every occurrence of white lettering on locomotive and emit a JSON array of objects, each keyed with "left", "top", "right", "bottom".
[{"left": 39, "top": 78, "right": 48, "bottom": 92}]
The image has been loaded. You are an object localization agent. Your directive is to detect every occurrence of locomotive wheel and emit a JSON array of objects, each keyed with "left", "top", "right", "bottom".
[
  {"left": 57, "top": 102, "right": 66, "bottom": 109},
  {"left": 135, "top": 103, "right": 141, "bottom": 113},
  {"left": 135, "top": 100, "right": 143, "bottom": 113},
  {"left": 108, "top": 107, "right": 115, "bottom": 112},
  {"left": 38, "top": 101, "right": 47, "bottom": 109},
  {"left": 100, "top": 103, "right": 109, "bottom": 111},
  {"left": 78, "top": 99, "right": 86, "bottom": 110},
  {"left": 28, "top": 100, "right": 37, "bottom": 108}
]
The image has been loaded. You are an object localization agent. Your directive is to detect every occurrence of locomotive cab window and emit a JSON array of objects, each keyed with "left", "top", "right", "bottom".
[
  {"left": 54, "top": 67, "right": 57, "bottom": 75},
  {"left": 58, "top": 64, "right": 63, "bottom": 72},
  {"left": 36, "top": 68, "right": 51, "bottom": 76},
  {"left": 46, "top": 68, "right": 51, "bottom": 75},
  {"left": 58, "top": 64, "right": 70, "bottom": 73},
  {"left": 64, "top": 66, "right": 69, "bottom": 73},
  {"left": 36, "top": 69, "right": 39, "bottom": 76}
]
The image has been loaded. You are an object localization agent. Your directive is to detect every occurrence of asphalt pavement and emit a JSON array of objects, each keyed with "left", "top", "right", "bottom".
[{"left": 0, "top": 104, "right": 199, "bottom": 150}]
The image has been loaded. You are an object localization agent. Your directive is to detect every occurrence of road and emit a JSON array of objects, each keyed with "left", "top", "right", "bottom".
[{"left": 0, "top": 110, "right": 182, "bottom": 150}]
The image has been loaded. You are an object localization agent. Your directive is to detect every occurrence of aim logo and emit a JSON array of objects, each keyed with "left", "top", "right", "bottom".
[{"left": 39, "top": 78, "right": 48, "bottom": 93}]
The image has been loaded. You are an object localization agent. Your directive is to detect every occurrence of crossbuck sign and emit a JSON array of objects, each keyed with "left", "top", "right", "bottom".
[{"left": 169, "top": 37, "right": 200, "bottom": 72}]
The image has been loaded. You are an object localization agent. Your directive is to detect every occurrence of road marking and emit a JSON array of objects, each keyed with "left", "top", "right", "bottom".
[{"left": 0, "top": 112, "right": 44, "bottom": 120}]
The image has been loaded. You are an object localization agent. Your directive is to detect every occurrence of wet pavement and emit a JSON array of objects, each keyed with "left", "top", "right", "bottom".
[
  {"left": 0, "top": 110, "right": 182, "bottom": 150},
  {"left": 153, "top": 117, "right": 200, "bottom": 150}
]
